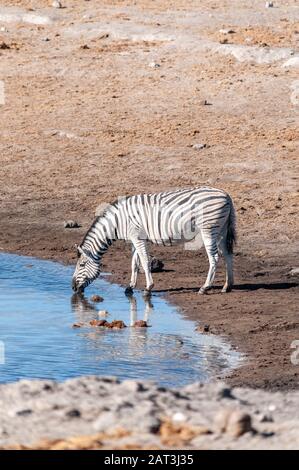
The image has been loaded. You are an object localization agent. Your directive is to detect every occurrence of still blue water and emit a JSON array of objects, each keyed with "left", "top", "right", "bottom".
[{"left": 0, "top": 253, "right": 239, "bottom": 386}]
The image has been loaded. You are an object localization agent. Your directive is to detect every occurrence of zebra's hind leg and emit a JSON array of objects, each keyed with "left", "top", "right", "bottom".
[
  {"left": 219, "top": 238, "right": 234, "bottom": 293},
  {"left": 131, "top": 238, "right": 154, "bottom": 295},
  {"left": 198, "top": 230, "right": 219, "bottom": 295}
]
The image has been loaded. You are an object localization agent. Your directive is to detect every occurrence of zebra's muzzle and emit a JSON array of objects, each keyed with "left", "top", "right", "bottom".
[{"left": 72, "top": 278, "right": 84, "bottom": 294}]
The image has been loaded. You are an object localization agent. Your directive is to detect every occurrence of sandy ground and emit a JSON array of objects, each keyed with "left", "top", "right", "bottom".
[
  {"left": 0, "top": 0, "right": 298, "bottom": 392},
  {"left": 0, "top": 376, "right": 299, "bottom": 450}
]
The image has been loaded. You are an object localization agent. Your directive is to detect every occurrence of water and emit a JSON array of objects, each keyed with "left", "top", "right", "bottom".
[{"left": 0, "top": 253, "right": 239, "bottom": 387}]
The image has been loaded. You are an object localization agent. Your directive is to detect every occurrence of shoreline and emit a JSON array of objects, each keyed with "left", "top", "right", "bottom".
[{"left": 1, "top": 226, "right": 298, "bottom": 391}]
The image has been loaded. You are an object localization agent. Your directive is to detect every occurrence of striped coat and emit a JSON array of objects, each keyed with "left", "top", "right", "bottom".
[{"left": 72, "top": 187, "right": 236, "bottom": 295}]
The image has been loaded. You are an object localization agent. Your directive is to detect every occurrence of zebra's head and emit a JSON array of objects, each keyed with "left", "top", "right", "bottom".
[{"left": 72, "top": 245, "right": 101, "bottom": 293}]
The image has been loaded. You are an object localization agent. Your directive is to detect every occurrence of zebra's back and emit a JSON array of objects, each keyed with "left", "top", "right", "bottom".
[{"left": 120, "top": 186, "right": 232, "bottom": 245}]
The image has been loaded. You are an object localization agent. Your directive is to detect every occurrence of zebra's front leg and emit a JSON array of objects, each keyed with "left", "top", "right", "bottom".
[
  {"left": 125, "top": 250, "right": 140, "bottom": 296},
  {"left": 132, "top": 239, "right": 154, "bottom": 295}
]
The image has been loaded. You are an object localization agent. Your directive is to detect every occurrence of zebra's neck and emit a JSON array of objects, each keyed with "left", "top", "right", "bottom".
[{"left": 81, "top": 204, "right": 120, "bottom": 261}]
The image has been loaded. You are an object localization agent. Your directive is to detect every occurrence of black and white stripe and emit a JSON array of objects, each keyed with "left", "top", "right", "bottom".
[{"left": 72, "top": 186, "right": 236, "bottom": 294}]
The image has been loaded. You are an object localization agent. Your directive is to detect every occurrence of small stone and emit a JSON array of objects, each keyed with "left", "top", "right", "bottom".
[
  {"left": 66, "top": 409, "right": 81, "bottom": 418},
  {"left": 172, "top": 412, "right": 187, "bottom": 423},
  {"left": 98, "top": 310, "right": 109, "bottom": 317},
  {"left": 265, "top": 1, "right": 274, "bottom": 7},
  {"left": 226, "top": 410, "right": 253, "bottom": 437},
  {"left": 219, "top": 29, "right": 235, "bottom": 34},
  {"left": 259, "top": 413, "right": 273, "bottom": 423},
  {"left": 268, "top": 404, "right": 276, "bottom": 412},
  {"left": 64, "top": 220, "right": 80, "bottom": 229},
  {"left": 149, "top": 62, "right": 160, "bottom": 68},
  {"left": 107, "top": 320, "right": 126, "bottom": 329},
  {"left": 72, "top": 322, "right": 84, "bottom": 328},
  {"left": 220, "top": 38, "right": 228, "bottom": 44},
  {"left": 214, "top": 408, "right": 253, "bottom": 437},
  {"left": 16, "top": 409, "right": 32, "bottom": 416},
  {"left": 289, "top": 268, "right": 299, "bottom": 276},
  {"left": 90, "top": 319, "right": 107, "bottom": 327},
  {"left": 196, "top": 324, "right": 210, "bottom": 334},
  {"left": 0, "top": 42, "right": 10, "bottom": 50},
  {"left": 150, "top": 257, "right": 164, "bottom": 272},
  {"left": 80, "top": 44, "right": 90, "bottom": 50},
  {"left": 192, "top": 143, "right": 207, "bottom": 150},
  {"left": 133, "top": 320, "right": 148, "bottom": 328},
  {"left": 91, "top": 294, "right": 104, "bottom": 303},
  {"left": 52, "top": 0, "right": 62, "bottom": 8}
]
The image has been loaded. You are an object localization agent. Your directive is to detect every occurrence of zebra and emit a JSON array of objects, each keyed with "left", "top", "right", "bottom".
[{"left": 72, "top": 186, "right": 236, "bottom": 295}]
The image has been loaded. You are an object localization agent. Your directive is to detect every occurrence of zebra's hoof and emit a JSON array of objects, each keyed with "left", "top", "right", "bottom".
[
  {"left": 221, "top": 286, "right": 232, "bottom": 293},
  {"left": 142, "top": 289, "right": 152, "bottom": 298},
  {"left": 125, "top": 286, "right": 134, "bottom": 297},
  {"left": 198, "top": 287, "right": 208, "bottom": 295}
]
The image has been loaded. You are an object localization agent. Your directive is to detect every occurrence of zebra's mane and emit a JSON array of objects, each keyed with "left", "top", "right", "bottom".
[{"left": 80, "top": 199, "right": 119, "bottom": 247}]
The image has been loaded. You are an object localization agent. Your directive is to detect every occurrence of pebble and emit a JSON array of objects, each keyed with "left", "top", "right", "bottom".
[
  {"left": 133, "top": 320, "right": 148, "bottom": 328},
  {"left": 214, "top": 408, "right": 253, "bottom": 437},
  {"left": 172, "top": 412, "right": 187, "bottom": 423},
  {"left": 0, "top": 42, "right": 10, "bottom": 50},
  {"left": 219, "top": 29, "right": 235, "bottom": 35},
  {"left": 52, "top": 0, "right": 62, "bottom": 8},
  {"left": 98, "top": 310, "right": 109, "bottom": 317},
  {"left": 289, "top": 268, "right": 299, "bottom": 276},
  {"left": 90, "top": 319, "right": 107, "bottom": 327},
  {"left": 63, "top": 220, "right": 80, "bottom": 229},
  {"left": 90, "top": 295, "right": 104, "bottom": 303},
  {"left": 72, "top": 322, "right": 84, "bottom": 328},
  {"left": 192, "top": 143, "right": 207, "bottom": 150},
  {"left": 265, "top": 1, "right": 274, "bottom": 7},
  {"left": 149, "top": 62, "right": 161, "bottom": 68},
  {"left": 195, "top": 324, "right": 210, "bottom": 334}
]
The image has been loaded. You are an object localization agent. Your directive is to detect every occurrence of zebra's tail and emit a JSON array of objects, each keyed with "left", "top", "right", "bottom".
[{"left": 226, "top": 195, "right": 237, "bottom": 254}]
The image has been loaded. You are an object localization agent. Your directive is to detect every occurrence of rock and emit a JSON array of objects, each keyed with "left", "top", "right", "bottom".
[
  {"left": 283, "top": 57, "right": 299, "bottom": 68},
  {"left": 16, "top": 409, "right": 32, "bottom": 416},
  {"left": 90, "top": 294, "right": 103, "bottom": 303},
  {"left": 172, "top": 412, "right": 187, "bottom": 423},
  {"left": 259, "top": 413, "right": 274, "bottom": 423},
  {"left": 52, "top": 0, "right": 62, "bottom": 8},
  {"left": 89, "top": 319, "right": 107, "bottom": 327},
  {"left": 98, "top": 310, "right": 109, "bottom": 317},
  {"left": 150, "top": 257, "right": 164, "bottom": 272},
  {"left": 65, "top": 409, "right": 81, "bottom": 418},
  {"left": 63, "top": 220, "right": 80, "bottom": 229},
  {"left": 149, "top": 62, "right": 160, "bottom": 68},
  {"left": 214, "top": 408, "right": 253, "bottom": 437},
  {"left": 139, "top": 257, "right": 164, "bottom": 273},
  {"left": 192, "top": 143, "right": 207, "bottom": 150},
  {"left": 265, "top": 1, "right": 274, "bottom": 7},
  {"left": 133, "top": 320, "right": 148, "bottom": 328},
  {"left": 107, "top": 320, "right": 126, "bottom": 329},
  {"left": 219, "top": 29, "right": 235, "bottom": 35},
  {"left": 0, "top": 42, "right": 10, "bottom": 50},
  {"left": 195, "top": 324, "right": 210, "bottom": 334},
  {"left": 72, "top": 322, "right": 84, "bottom": 328},
  {"left": 289, "top": 268, "right": 299, "bottom": 276}
]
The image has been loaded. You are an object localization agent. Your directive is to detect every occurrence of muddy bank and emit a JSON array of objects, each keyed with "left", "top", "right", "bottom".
[
  {"left": 0, "top": 376, "right": 298, "bottom": 450},
  {"left": 0, "top": 0, "right": 298, "bottom": 391}
]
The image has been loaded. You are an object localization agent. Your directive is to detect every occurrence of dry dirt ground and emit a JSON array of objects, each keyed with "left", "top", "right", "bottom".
[{"left": 0, "top": 0, "right": 298, "bottom": 392}]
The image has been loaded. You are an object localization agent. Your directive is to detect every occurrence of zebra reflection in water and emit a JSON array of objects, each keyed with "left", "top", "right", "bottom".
[{"left": 70, "top": 294, "right": 185, "bottom": 360}]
